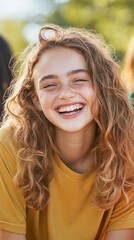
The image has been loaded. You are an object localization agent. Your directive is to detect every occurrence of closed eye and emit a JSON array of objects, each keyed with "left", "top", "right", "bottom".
[
  {"left": 43, "top": 83, "right": 57, "bottom": 89},
  {"left": 73, "top": 79, "right": 88, "bottom": 83}
]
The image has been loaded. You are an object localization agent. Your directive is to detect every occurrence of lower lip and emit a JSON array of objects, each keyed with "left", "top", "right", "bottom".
[{"left": 56, "top": 107, "right": 85, "bottom": 119}]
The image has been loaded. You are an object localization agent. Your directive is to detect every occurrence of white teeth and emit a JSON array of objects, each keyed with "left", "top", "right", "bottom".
[{"left": 58, "top": 104, "right": 83, "bottom": 113}]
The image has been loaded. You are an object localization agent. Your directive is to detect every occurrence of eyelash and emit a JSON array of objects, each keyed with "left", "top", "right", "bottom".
[
  {"left": 43, "top": 79, "right": 88, "bottom": 89},
  {"left": 73, "top": 79, "right": 88, "bottom": 83},
  {"left": 44, "top": 83, "right": 57, "bottom": 88}
]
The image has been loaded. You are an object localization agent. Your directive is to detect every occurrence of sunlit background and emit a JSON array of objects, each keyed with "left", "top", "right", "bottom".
[{"left": 0, "top": 0, "right": 134, "bottom": 64}]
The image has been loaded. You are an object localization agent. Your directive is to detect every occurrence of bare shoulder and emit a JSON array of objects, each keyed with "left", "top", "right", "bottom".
[{"left": 0, "top": 229, "right": 26, "bottom": 240}]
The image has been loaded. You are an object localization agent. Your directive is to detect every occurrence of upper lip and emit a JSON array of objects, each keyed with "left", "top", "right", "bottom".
[{"left": 56, "top": 103, "right": 85, "bottom": 113}]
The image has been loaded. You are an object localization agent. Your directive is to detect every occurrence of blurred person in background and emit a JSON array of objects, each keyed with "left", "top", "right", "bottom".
[
  {"left": 0, "top": 35, "right": 14, "bottom": 116},
  {"left": 122, "top": 35, "right": 134, "bottom": 108}
]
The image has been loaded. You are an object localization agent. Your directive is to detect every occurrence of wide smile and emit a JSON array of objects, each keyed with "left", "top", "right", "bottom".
[{"left": 56, "top": 103, "right": 85, "bottom": 117}]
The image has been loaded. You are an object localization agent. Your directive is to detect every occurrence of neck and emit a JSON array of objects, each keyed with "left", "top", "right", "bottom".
[{"left": 55, "top": 121, "right": 97, "bottom": 173}]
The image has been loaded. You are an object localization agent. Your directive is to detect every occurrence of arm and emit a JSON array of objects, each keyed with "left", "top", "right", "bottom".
[
  {"left": 0, "top": 229, "right": 26, "bottom": 240},
  {"left": 105, "top": 229, "right": 134, "bottom": 240}
]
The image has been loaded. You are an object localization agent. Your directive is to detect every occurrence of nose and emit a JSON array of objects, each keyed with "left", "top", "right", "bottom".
[{"left": 59, "top": 85, "right": 76, "bottom": 100}]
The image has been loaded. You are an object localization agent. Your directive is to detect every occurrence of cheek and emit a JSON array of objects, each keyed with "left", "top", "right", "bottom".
[
  {"left": 39, "top": 96, "right": 49, "bottom": 109},
  {"left": 81, "top": 87, "right": 96, "bottom": 116},
  {"left": 39, "top": 92, "right": 54, "bottom": 109},
  {"left": 90, "top": 95, "right": 99, "bottom": 118},
  {"left": 81, "top": 87, "right": 95, "bottom": 103}
]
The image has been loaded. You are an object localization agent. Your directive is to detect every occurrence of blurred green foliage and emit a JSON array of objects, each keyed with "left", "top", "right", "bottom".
[
  {"left": 47, "top": 0, "right": 134, "bottom": 63},
  {"left": 0, "top": 0, "right": 134, "bottom": 64},
  {"left": 0, "top": 20, "right": 28, "bottom": 54}
]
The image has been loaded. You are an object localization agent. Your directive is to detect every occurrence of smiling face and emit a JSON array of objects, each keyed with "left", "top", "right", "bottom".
[{"left": 33, "top": 46, "right": 96, "bottom": 133}]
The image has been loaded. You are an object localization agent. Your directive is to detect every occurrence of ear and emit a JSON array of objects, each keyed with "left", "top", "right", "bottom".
[{"left": 32, "top": 95, "right": 42, "bottom": 111}]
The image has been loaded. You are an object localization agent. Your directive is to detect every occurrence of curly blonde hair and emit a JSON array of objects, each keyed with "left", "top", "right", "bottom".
[{"left": 2, "top": 24, "right": 134, "bottom": 210}]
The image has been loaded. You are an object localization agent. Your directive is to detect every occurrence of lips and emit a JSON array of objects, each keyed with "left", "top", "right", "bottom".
[{"left": 56, "top": 103, "right": 84, "bottom": 115}]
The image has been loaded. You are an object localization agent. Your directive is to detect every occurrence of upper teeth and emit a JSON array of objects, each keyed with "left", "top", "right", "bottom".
[{"left": 58, "top": 104, "right": 83, "bottom": 113}]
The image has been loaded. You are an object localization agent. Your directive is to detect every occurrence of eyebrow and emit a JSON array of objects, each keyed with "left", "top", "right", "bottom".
[{"left": 39, "top": 69, "right": 88, "bottom": 83}]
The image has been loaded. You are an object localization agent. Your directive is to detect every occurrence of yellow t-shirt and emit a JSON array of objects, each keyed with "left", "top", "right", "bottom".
[{"left": 0, "top": 126, "right": 134, "bottom": 240}]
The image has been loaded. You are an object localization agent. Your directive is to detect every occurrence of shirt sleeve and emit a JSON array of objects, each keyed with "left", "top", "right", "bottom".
[
  {"left": 107, "top": 190, "right": 134, "bottom": 231},
  {"left": 0, "top": 141, "right": 26, "bottom": 234}
]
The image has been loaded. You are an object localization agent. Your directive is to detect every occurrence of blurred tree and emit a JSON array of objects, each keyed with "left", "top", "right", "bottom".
[
  {"left": 0, "top": 0, "right": 133, "bottom": 63},
  {"left": 46, "top": 0, "right": 134, "bottom": 62}
]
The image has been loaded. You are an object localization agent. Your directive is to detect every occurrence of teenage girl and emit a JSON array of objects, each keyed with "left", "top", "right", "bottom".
[{"left": 0, "top": 24, "right": 134, "bottom": 240}]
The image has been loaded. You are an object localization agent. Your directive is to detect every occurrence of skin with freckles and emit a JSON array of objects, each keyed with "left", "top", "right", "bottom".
[
  {"left": 33, "top": 46, "right": 96, "bottom": 172},
  {"left": 33, "top": 47, "right": 95, "bottom": 133}
]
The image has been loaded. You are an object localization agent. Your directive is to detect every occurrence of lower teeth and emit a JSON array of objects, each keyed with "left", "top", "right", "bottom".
[{"left": 61, "top": 110, "right": 80, "bottom": 115}]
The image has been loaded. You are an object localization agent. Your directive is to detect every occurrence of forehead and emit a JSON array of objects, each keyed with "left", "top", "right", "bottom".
[{"left": 34, "top": 46, "right": 87, "bottom": 76}]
